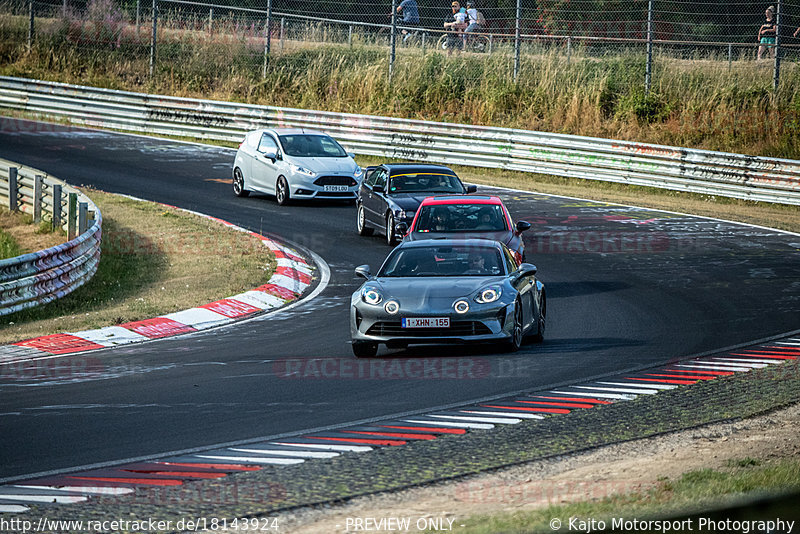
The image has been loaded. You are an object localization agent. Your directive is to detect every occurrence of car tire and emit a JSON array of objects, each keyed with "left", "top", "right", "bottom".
[
  {"left": 503, "top": 300, "right": 523, "bottom": 353},
  {"left": 352, "top": 341, "right": 379, "bottom": 358},
  {"left": 386, "top": 213, "right": 397, "bottom": 246},
  {"left": 276, "top": 176, "right": 290, "bottom": 206},
  {"left": 530, "top": 291, "right": 546, "bottom": 343},
  {"left": 233, "top": 167, "right": 250, "bottom": 198},
  {"left": 357, "top": 204, "right": 374, "bottom": 236}
]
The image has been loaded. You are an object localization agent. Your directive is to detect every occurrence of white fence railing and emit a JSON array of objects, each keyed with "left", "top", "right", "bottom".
[
  {"left": 0, "top": 159, "right": 101, "bottom": 316},
  {"left": 1, "top": 76, "right": 799, "bottom": 205}
]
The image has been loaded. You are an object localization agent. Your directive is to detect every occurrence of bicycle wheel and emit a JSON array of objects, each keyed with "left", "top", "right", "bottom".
[{"left": 469, "top": 34, "right": 490, "bottom": 53}]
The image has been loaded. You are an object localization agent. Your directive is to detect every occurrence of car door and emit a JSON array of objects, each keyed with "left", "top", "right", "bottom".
[
  {"left": 505, "top": 246, "right": 534, "bottom": 330},
  {"left": 363, "top": 167, "right": 388, "bottom": 227},
  {"left": 251, "top": 133, "right": 281, "bottom": 192}
]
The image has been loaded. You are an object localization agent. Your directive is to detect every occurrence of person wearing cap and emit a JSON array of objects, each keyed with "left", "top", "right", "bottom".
[
  {"left": 757, "top": 6, "right": 777, "bottom": 60},
  {"left": 444, "top": 1, "right": 468, "bottom": 52}
]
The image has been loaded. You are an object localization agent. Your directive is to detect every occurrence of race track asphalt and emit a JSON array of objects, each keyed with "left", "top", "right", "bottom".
[{"left": 1, "top": 121, "right": 798, "bottom": 479}]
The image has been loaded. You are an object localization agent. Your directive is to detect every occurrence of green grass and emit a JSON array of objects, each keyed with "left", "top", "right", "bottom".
[
  {"left": 450, "top": 459, "right": 800, "bottom": 533},
  {"left": 0, "top": 227, "right": 24, "bottom": 259}
]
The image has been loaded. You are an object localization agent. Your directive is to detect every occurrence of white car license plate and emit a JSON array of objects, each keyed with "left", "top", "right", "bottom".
[
  {"left": 402, "top": 317, "right": 450, "bottom": 328},
  {"left": 323, "top": 185, "right": 349, "bottom": 192}
]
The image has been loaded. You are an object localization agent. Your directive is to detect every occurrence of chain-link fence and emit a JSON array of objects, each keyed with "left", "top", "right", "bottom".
[{"left": 3, "top": 0, "right": 799, "bottom": 86}]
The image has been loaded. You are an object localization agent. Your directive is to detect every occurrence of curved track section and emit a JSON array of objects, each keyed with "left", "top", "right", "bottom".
[{"left": 0, "top": 120, "right": 799, "bottom": 483}]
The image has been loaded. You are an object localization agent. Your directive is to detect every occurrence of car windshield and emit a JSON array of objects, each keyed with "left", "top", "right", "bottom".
[
  {"left": 278, "top": 134, "right": 347, "bottom": 157},
  {"left": 414, "top": 204, "right": 507, "bottom": 233},
  {"left": 388, "top": 173, "right": 464, "bottom": 194},
  {"left": 379, "top": 246, "right": 504, "bottom": 277}
]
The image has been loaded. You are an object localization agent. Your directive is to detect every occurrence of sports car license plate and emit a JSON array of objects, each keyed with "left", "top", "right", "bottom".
[
  {"left": 323, "top": 185, "right": 349, "bottom": 192},
  {"left": 402, "top": 317, "right": 450, "bottom": 328}
]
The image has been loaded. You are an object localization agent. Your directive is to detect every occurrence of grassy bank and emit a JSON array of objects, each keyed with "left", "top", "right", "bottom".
[
  {"left": 0, "top": 209, "right": 64, "bottom": 259},
  {"left": 0, "top": 190, "right": 276, "bottom": 344},
  {"left": 455, "top": 459, "right": 800, "bottom": 533},
  {"left": 1, "top": 13, "right": 799, "bottom": 159}
]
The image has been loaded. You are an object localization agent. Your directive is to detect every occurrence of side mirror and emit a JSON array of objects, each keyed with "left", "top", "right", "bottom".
[
  {"left": 348, "top": 152, "right": 356, "bottom": 159},
  {"left": 517, "top": 262, "right": 537, "bottom": 277},
  {"left": 395, "top": 221, "right": 409, "bottom": 235},
  {"left": 373, "top": 184, "right": 385, "bottom": 194},
  {"left": 516, "top": 221, "right": 532, "bottom": 233},
  {"left": 259, "top": 148, "right": 277, "bottom": 161},
  {"left": 466, "top": 185, "right": 478, "bottom": 193},
  {"left": 354, "top": 265, "right": 372, "bottom": 279}
]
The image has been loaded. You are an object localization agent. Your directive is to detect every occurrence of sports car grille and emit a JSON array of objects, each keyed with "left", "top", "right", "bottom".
[
  {"left": 366, "top": 321, "right": 492, "bottom": 337},
  {"left": 314, "top": 175, "right": 356, "bottom": 186}
]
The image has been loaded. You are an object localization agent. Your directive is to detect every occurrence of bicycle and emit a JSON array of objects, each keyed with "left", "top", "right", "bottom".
[{"left": 436, "top": 29, "right": 490, "bottom": 53}]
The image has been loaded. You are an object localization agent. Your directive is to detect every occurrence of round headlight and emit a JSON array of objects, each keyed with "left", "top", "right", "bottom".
[
  {"left": 454, "top": 299, "right": 470, "bottom": 314},
  {"left": 384, "top": 300, "right": 400, "bottom": 315},
  {"left": 363, "top": 288, "right": 382, "bottom": 305},
  {"left": 475, "top": 287, "right": 501, "bottom": 304}
]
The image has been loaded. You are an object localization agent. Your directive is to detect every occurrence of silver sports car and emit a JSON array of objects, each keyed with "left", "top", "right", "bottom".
[{"left": 350, "top": 239, "right": 546, "bottom": 358}]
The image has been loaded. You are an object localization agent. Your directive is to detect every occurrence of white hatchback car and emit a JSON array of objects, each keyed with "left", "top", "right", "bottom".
[{"left": 233, "top": 128, "right": 363, "bottom": 205}]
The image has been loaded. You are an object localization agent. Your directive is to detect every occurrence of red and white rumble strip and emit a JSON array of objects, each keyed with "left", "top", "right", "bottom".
[{"left": 0, "top": 209, "right": 314, "bottom": 362}]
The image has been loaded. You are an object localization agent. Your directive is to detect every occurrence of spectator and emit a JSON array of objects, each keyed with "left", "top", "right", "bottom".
[
  {"left": 444, "top": 1, "right": 468, "bottom": 53},
  {"left": 396, "top": 0, "right": 420, "bottom": 44},
  {"left": 757, "top": 6, "right": 777, "bottom": 60},
  {"left": 465, "top": 1, "right": 483, "bottom": 36}
]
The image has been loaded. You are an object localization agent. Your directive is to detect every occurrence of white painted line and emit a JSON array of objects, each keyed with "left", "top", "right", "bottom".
[
  {"left": 705, "top": 359, "right": 769, "bottom": 368},
  {"left": 276, "top": 257, "right": 313, "bottom": 275},
  {"left": 598, "top": 381, "right": 677, "bottom": 390},
  {"left": 403, "top": 419, "right": 494, "bottom": 430},
  {"left": 14, "top": 485, "right": 134, "bottom": 495},
  {"left": 229, "top": 448, "right": 339, "bottom": 459},
  {"left": 428, "top": 414, "right": 520, "bottom": 424},
  {"left": 231, "top": 291, "right": 285, "bottom": 310},
  {"left": 573, "top": 385, "right": 656, "bottom": 395},
  {"left": 712, "top": 357, "right": 786, "bottom": 365},
  {"left": 196, "top": 455, "right": 304, "bottom": 465},
  {"left": 678, "top": 363, "right": 753, "bottom": 372},
  {"left": 770, "top": 341, "right": 800, "bottom": 347},
  {"left": 550, "top": 390, "right": 634, "bottom": 401},
  {"left": 461, "top": 410, "right": 545, "bottom": 419},
  {"left": 163, "top": 308, "right": 232, "bottom": 330},
  {"left": 0, "top": 493, "right": 88, "bottom": 503},
  {"left": 273, "top": 442, "right": 372, "bottom": 452},
  {"left": 0, "top": 504, "right": 29, "bottom": 512},
  {"left": 68, "top": 326, "right": 149, "bottom": 347}
]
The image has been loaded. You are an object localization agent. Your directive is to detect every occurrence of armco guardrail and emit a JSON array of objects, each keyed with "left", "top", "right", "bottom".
[
  {"left": 1, "top": 76, "right": 799, "bottom": 205},
  {"left": 0, "top": 159, "right": 101, "bottom": 316}
]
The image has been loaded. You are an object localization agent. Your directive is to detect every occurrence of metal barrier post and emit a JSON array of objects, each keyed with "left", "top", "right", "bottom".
[
  {"left": 136, "top": 0, "right": 141, "bottom": 34},
  {"left": 33, "top": 175, "right": 43, "bottom": 223},
  {"left": 78, "top": 202, "right": 88, "bottom": 234},
  {"left": 348, "top": 25, "right": 353, "bottom": 48},
  {"left": 27, "top": 0, "right": 34, "bottom": 49},
  {"left": 208, "top": 8, "right": 213, "bottom": 31},
  {"left": 645, "top": 0, "right": 653, "bottom": 94},
  {"left": 567, "top": 36, "right": 572, "bottom": 65},
  {"left": 280, "top": 17, "right": 285, "bottom": 51},
  {"left": 262, "top": 0, "right": 272, "bottom": 78},
  {"left": 728, "top": 43, "right": 732, "bottom": 71},
  {"left": 513, "top": 0, "right": 521, "bottom": 83},
  {"left": 52, "top": 184, "right": 62, "bottom": 231},
  {"left": 773, "top": 0, "right": 782, "bottom": 90},
  {"left": 68, "top": 192, "right": 77, "bottom": 240},
  {"left": 8, "top": 167, "right": 18, "bottom": 212},
  {"left": 150, "top": 0, "right": 158, "bottom": 78},
  {"left": 389, "top": 0, "right": 397, "bottom": 81}
]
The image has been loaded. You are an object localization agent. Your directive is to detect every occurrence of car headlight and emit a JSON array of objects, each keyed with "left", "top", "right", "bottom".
[
  {"left": 384, "top": 300, "right": 400, "bottom": 314},
  {"left": 354, "top": 166, "right": 364, "bottom": 179},
  {"left": 475, "top": 286, "right": 502, "bottom": 304},
  {"left": 290, "top": 164, "right": 316, "bottom": 177},
  {"left": 362, "top": 287, "right": 383, "bottom": 305},
  {"left": 393, "top": 208, "right": 415, "bottom": 220},
  {"left": 453, "top": 299, "right": 470, "bottom": 314}
]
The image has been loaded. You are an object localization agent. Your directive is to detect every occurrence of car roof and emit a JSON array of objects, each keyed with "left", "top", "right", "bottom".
[
  {"left": 259, "top": 128, "right": 328, "bottom": 136},
  {"left": 419, "top": 195, "right": 502, "bottom": 206},
  {"left": 396, "top": 237, "right": 505, "bottom": 250},
  {"left": 382, "top": 164, "right": 458, "bottom": 176}
]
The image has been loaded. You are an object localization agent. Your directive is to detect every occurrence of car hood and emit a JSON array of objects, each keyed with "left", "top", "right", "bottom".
[
  {"left": 406, "top": 230, "right": 512, "bottom": 245},
  {"left": 388, "top": 193, "right": 460, "bottom": 211},
  {"left": 288, "top": 156, "right": 357, "bottom": 174},
  {"left": 372, "top": 276, "right": 500, "bottom": 307}
]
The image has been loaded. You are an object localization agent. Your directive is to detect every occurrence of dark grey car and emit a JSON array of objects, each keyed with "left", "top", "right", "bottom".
[
  {"left": 355, "top": 163, "right": 477, "bottom": 246},
  {"left": 350, "top": 239, "right": 546, "bottom": 358}
]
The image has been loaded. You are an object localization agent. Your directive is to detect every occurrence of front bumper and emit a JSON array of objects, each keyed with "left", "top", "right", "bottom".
[
  {"left": 350, "top": 299, "right": 515, "bottom": 345},
  {"left": 290, "top": 174, "right": 359, "bottom": 200}
]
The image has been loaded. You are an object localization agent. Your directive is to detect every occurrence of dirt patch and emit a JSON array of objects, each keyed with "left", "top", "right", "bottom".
[
  {"left": 0, "top": 209, "right": 65, "bottom": 254},
  {"left": 270, "top": 402, "right": 800, "bottom": 533}
]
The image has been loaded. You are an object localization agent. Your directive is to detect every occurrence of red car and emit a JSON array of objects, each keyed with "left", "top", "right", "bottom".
[{"left": 398, "top": 196, "right": 531, "bottom": 263}]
